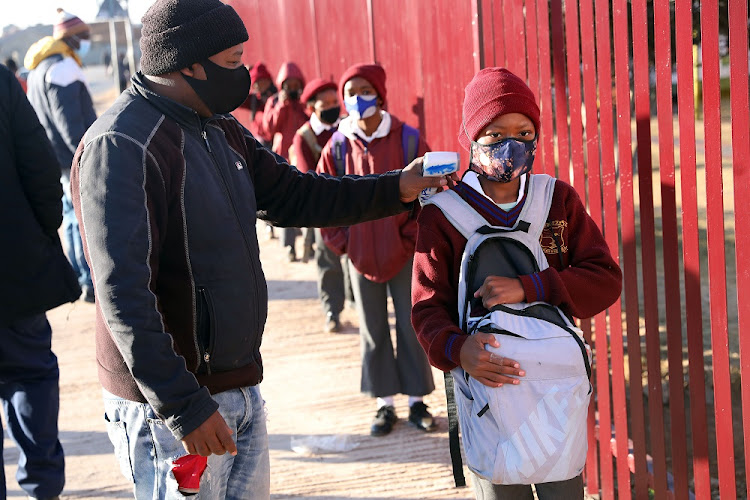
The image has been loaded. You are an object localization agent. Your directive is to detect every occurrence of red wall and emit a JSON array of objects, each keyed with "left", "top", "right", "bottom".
[{"left": 227, "top": 0, "right": 477, "bottom": 158}]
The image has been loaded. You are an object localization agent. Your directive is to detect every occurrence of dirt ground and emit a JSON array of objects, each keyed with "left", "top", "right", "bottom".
[{"left": 1, "top": 226, "right": 476, "bottom": 499}]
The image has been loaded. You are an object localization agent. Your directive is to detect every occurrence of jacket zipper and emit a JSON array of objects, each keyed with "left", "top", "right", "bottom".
[
  {"left": 196, "top": 286, "right": 215, "bottom": 375},
  {"left": 199, "top": 125, "right": 262, "bottom": 357}
]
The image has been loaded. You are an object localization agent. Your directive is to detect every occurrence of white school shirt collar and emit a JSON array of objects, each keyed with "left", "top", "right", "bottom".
[
  {"left": 337, "top": 111, "right": 392, "bottom": 143},
  {"left": 463, "top": 171, "right": 527, "bottom": 209}
]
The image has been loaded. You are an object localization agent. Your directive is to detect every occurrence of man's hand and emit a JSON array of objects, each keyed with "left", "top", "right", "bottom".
[
  {"left": 181, "top": 411, "right": 237, "bottom": 457},
  {"left": 399, "top": 157, "right": 456, "bottom": 203},
  {"left": 474, "top": 276, "right": 525, "bottom": 309},
  {"left": 459, "top": 333, "right": 525, "bottom": 387}
]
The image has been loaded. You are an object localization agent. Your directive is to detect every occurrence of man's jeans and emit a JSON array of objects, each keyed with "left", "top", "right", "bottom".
[
  {"left": 0, "top": 314, "right": 65, "bottom": 499},
  {"left": 61, "top": 179, "right": 93, "bottom": 289},
  {"left": 103, "top": 385, "right": 270, "bottom": 499}
]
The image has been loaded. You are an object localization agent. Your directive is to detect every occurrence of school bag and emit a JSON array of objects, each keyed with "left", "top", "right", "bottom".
[
  {"left": 424, "top": 173, "right": 592, "bottom": 487},
  {"left": 287, "top": 122, "right": 322, "bottom": 167},
  {"left": 329, "top": 123, "right": 420, "bottom": 176}
]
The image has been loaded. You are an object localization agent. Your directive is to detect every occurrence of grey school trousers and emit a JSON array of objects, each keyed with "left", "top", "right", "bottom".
[
  {"left": 314, "top": 229, "right": 353, "bottom": 317},
  {"left": 348, "top": 257, "right": 435, "bottom": 398},
  {"left": 472, "top": 473, "right": 584, "bottom": 500}
]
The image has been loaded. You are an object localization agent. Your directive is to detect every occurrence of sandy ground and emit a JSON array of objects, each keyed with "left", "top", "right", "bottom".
[{"left": 2, "top": 227, "right": 475, "bottom": 499}]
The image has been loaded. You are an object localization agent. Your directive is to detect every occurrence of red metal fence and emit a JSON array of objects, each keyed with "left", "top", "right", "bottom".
[{"left": 229, "top": 0, "right": 750, "bottom": 498}]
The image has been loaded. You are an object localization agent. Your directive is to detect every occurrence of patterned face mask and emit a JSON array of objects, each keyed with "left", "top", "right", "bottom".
[{"left": 469, "top": 137, "right": 537, "bottom": 183}]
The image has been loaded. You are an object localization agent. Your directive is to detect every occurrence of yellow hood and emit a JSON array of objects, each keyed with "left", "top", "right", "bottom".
[{"left": 24, "top": 36, "right": 81, "bottom": 70}]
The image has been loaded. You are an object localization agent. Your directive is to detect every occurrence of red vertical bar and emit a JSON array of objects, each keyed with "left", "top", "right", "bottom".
[
  {"left": 308, "top": 0, "right": 322, "bottom": 76},
  {"left": 507, "top": 0, "right": 527, "bottom": 78},
  {"left": 366, "top": 0, "right": 376, "bottom": 62},
  {"left": 593, "top": 0, "right": 631, "bottom": 495},
  {"left": 524, "top": 0, "right": 540, "bottom": 100},
  {"left": 493, "top": 0, "right": 507, "bottom": 68},
  {"left": 631, "top": 0, "right": 669, "bottom": 496},
  {"left": 471, "top": 0, "right": 483, "bottom": 73},
  {"left": 652, "top": 0, "right": 690, "bottom": 498},
  {"left": 536, "top": 0, "right": 555, "bottom": 177},
  {"left": 577, "top": 1, "right": 613, "bottom": 497},
  {"left": 549, "top": 0, "right": 569, "bottom": 183},
  {"left": 612, "top": 0, "right": 648, "bottom": 496},
  {"left": 701, "top": 0, "right": 737, "bottom": 497},
  {"left": 563, "top": 0, "right": 586, "bottom": 203},
  {"left": 729, "top": 0, "right": 750, "bottom": 497},
  {"left": 480, "top": 0, "right": 496, "bottom": 67},
  {"left": 674, "top": 0, "right": 712, "bottom": 497}
]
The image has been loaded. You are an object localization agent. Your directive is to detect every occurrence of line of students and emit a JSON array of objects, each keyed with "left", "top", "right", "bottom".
[{"left": 235, "top": 60, "right": 439, "bottom": 436}]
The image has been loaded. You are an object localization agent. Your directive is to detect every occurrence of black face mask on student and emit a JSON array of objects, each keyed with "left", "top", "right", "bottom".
[
  {"left": 286, "top": 89, "right": 301, "bottom": 101},
  {"left": 319, "top": 105, "right": 341, "bottom": 125},
  {"left": 184, "top": 59, "right": 251, "bottom": 115}
]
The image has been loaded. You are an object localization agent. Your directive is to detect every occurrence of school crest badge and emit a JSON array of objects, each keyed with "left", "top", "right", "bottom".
[{"left": 540, "top": 220, "right": 568, "bottom": 254}]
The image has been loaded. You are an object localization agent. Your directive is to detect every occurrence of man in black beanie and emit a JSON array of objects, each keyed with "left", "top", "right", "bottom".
[{"left": 69, "top": 0, "right": 447, "bottom": 498}]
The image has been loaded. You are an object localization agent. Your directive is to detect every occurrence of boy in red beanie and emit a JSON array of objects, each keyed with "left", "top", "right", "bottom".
[
  {"left": 263, "top": 61, "right": 308, "bottom": 260},
  {"left": 411, "top": 67, "right": 622, "bottom": 498},
  {"left": 318, "top": 63, "right": 437, "bottom": 436}
]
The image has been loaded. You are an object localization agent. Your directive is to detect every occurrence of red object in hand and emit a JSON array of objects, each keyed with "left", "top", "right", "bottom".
[{"left": 172, "top": 454, "right": 208, "bottom": 494}]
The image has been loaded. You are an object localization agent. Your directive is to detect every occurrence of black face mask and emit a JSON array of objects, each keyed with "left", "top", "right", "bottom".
[
  {"left": 286, "top": 89, "right": 300, "bottom": 101},
  {"left": 183, "top": 59, "right": 251, "bottom": 115},
  {"left": 319, "top": 105, "right": 341, "bottom": 125}
]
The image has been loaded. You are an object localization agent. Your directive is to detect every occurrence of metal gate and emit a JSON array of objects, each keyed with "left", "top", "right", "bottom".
[{"left": 230, "top": 1, "right": 750, "bottom": 497}]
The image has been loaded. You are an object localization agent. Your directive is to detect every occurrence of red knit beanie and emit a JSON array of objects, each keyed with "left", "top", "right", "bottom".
[
  {"left": 338, "top": 63, "right": 387, "bottom": 108},
  {"left": 458, "top": 67, "right": 541, "bottom": 151},
  {"left": 300, "top": 78, "right": 337, "bottom": 104},
  {"left": 249, "top": 61, "right": 272, "bottom": 85}
]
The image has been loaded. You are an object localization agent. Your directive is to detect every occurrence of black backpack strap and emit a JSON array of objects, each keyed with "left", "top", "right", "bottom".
[{"left": 445, "top": 372, "right": 466, "bottom": 487}]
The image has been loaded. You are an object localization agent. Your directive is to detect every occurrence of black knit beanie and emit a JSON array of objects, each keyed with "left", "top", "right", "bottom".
[{"left": 140, "top": 0, "right": 248, "bottom": 76}]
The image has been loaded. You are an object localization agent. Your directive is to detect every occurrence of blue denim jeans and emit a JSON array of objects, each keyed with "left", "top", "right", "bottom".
[
  {"left": 0, "top": 314, "right": 65, "bottom": 499},
  {"left": 103, "top": 385, "right": 270, "bottom": 499},
  {"left": 61, "top": 178, "right": 93, "bottom": 289}
]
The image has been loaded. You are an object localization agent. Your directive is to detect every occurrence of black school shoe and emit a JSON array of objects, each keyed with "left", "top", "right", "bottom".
[
  {"left": 370, "top": 405, "right": 398, "bottom": 436},
  {"left": 408, "top": 402, "right": 436, "bottom": 432}
]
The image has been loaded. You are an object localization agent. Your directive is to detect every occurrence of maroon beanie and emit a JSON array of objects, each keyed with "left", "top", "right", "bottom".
[
  {"left": 300, "top": 78, "right": 337, "bottom": 104},
  {"left": 459, "top": 67, "right": 541, "bottom": 151},
  {"left": 338, "top": 63, "right": 387, "bottom": 108},
  {"left": 249, "top": 61, "right": 272, "bottom": 85}
]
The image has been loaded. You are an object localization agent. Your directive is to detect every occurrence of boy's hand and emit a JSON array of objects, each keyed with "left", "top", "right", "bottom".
[
  {"left": 181, "top": 410, "right": 237, "bottom": 457},
  {"left": 459, "top": 333, "right": 525, "bottom": 387},
  {"left": 399, "top": 157, "right": 453, "bottom": 203},
  {"left": 474, "top": 276, "right": 525, "bottom": 308}
]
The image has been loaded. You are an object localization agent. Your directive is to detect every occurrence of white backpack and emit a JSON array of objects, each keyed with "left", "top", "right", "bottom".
[{"left": 425, "top": 174, "right": 592, "bottom": 486}]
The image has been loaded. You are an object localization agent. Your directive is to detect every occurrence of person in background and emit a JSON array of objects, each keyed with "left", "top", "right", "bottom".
[
  {"left": 263, "top": 61, "right": 308, "bottom": 261},
  {"left": 0, "top": 63, "right": 80, "bottom": 500},
  {"left": 318, "top": 64, "right": 437, "bottom": 437},
  {"left": 290, "top": 78, "right": 350, "bottom": 330},
  {"left": 24, "top": 8, "right": 96, "bottom": 303},
  {"left": 237, "top": 61, "right": 275, "bottom": 148},
  {"left": 4, "top": 58, "right": 26, "bottom": 92}
]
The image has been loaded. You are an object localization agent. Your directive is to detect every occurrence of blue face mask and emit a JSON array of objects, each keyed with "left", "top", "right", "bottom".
[
  {"left": 75, "top": 39, "right": 91, "bottom": 58},
  {"left": 344, "top": 94, "right": 378, "bottom": 120},
  {"left": 469, "top": 137, "right": 537, "bottom": 183}
]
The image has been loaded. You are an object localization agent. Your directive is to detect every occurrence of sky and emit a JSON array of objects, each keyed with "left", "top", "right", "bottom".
[{"left": 5, "top": 0, "right": 154, "bottom": 29}]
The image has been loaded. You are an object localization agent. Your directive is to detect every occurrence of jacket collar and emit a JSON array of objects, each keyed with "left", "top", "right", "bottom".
[{"left": 131, "top": 72, "right": 207, "bottom": 132}]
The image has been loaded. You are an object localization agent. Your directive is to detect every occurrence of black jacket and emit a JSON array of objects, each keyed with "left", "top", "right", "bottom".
[
  {"left": 72, "top": 73, "right": 412, "bottom": 439},
  {"left": 0, "top": 65, "right": 80, "bottom": 326}
]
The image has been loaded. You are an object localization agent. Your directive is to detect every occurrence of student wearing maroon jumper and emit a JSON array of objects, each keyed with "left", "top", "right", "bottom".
[
  {"left": 238, "top": 61, "right": 274, "bottom": 148},
  {"left": 411, "top": 68, "right": 622, "bottom": 499},
  {"left": 289, "top": 78, "right": 352, "bottom": 331},
  {"left": 318, "top": 63, "right": 437, "bottom": 436},
  {"left": 264, "top": 61, "right": 308, "bottom": 260}
]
